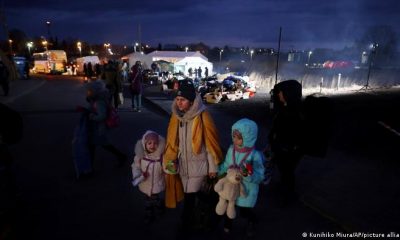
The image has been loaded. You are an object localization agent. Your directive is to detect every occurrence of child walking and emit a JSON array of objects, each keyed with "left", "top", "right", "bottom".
[
  {"left": 218, "top": 118, "right": 265, "bottom": 238},
  {"left": 131, "top": 130, "right": 166, "bottom": 224}
]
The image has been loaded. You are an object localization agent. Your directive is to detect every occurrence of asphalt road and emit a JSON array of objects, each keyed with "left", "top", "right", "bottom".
[{"left": 3, "top": 75, "right": 400, "bottom": 239}]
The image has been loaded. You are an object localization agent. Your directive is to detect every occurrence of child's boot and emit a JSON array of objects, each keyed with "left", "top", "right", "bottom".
[
  {"left": 156, "top": 198, "right": 166, "bottom": 216},
  {"left": 223, "top": 217, "right": 232, "bottom": 234},
  {"left": 245, "top": 221, "right": 255, "bottom": 239},
  {"left": 144, "top": 206, "right": 155, "bottom": 224}
]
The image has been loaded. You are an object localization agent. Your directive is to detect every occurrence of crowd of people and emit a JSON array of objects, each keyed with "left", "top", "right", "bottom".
[
  {"left": 187, "top": 66, "right": 209, "bottom": 79},
  {"left": 1, "top": 58, "right": 306, "bottom": 238},
  {"left": 77, "top": 59, "right": 143, "bottom": 111}
]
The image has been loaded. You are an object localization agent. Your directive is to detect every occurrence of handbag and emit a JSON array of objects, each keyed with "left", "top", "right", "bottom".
[
  {"left": 200, "top": 176, "right": 218, "bottom": 194},
  {"left": 118, "top": 92, "right": 124, "bottom": 105},
  {"left": 105, "top": 105, "right": 120, "bottom": 128}
]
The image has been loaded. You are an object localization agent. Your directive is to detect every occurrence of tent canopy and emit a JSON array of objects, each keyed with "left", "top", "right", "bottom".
[{"left": 121, "top": 51, "right": 213, "bottom": 75}]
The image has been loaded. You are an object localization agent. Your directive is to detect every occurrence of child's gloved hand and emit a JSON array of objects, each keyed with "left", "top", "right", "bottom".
[
  {"left": 132, "top": 175, "right": 145, "bottom": 186},
  {"left": 164, "top": 160, "right": 178, "bottom": 174}
]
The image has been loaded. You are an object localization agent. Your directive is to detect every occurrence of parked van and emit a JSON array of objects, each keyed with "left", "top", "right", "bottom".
[{"left": 33, "top": 50, "right": 67, "bottom": 74}]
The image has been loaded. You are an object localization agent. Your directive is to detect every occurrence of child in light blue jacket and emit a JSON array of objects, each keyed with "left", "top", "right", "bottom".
[{"left": 218, "top": 118, "right": 265, "bottom": 237}]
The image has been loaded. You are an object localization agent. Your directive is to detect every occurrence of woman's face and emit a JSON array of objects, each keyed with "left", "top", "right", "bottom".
[
  {"left": 278, "top": 91, "right": 286, "bottom": 104},
  {"left": 175, "top": 96, "right": 192, "bottom": 112}
]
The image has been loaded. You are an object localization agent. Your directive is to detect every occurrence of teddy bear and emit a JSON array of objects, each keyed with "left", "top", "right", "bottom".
[{"left": 214, "top": 167, "right": 247, "bottom": 219}]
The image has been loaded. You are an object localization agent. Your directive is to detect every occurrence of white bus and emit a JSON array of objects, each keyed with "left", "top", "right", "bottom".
[{"left": 33, "top": 50, "right": 67, "bottom": 74}]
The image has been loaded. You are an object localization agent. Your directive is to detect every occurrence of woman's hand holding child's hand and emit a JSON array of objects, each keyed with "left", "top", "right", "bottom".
[{"left": 208, "top": 172, "right": 217, "bottom": 179}]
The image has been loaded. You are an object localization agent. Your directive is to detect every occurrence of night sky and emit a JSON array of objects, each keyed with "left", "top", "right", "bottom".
[{"left": 3, "top": 0, "right": 400, "bottom": 50}]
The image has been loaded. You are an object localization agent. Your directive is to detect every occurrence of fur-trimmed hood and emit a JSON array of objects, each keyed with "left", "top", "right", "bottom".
[{"left": 134, "top": 131, "right": 166, "bottom": 159}]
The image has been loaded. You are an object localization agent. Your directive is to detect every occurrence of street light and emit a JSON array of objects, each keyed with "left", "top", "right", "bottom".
[
  {"left": 26, "top": 42, "right": 33, "bottom": 55},
  {"left": 219, "top": 49, "right": 224, "bottom": 62},
  {"left": 250, "top": 49, "right": 254, "bottom": 61},
  {"left": 185, "top": 47, "right": 189, "bottom": 52},
  {"left": 104, "top": 43, "right": 111, "bottom": 55},
  {"left": 8, "top": 39, "right": 13, "bottom": 55},
  {"left": 363, "top": 43, "right": 379, "bottom": 90},
  {"left": 46, "top": 21, "right": 51, "bottom": 35},
  {"left": 134, "top": 42, "right": 139, "bottom": 52},
  {"left": 307, "top": 51, "right": 313, "bottom": 67},
  {"left": 42, "top": 40, "right": 48, "bottom": 51},
  {"left": 77, "top": 41, "right": 82, "bottom": 56}
]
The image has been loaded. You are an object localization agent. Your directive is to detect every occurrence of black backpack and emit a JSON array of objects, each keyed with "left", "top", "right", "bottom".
[
  {"left": 0, "top": 62, "right": 9, "bottom": 83},
  {"left": 301, "top": 94, "right": 333, "bottom": 158},
  {"left": 0, "top": 103, "right": 23, "bottom": 145}
]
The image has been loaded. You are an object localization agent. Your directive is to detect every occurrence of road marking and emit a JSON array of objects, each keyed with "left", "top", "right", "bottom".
[
  {"left": 300, "top": 196, "right": 355, "bottom": 233},
  {"left": 378, "top": 121, "right": 400, "bottom": 137},
  {"left": 3, "top": 80, "right": 46, "bottom": 104}
]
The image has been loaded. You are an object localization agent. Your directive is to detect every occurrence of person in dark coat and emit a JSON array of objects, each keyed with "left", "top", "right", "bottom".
[
  {"left": 24, "top": 59, "right": 30, "bottom": 79},
  {"left": 129, "top": 61, "right": 143, "bottom": 112},
  {"left": 103, "top": 60, "right": 121, "bottom": 109},
  {"left": 83, "top": 63, "right": 88, "bottom": 78},
  {"left": 79, "top": 80, "right": 127, "bottom": 170},
  {"left": 0, "top": 103, "right": 23, "bottom": 238},
  {"left": 0, "top": 60, "right": 10, "bottom": 96},
  {"left": 268, "top": 80, "right": 304, "bottom": 205},
  {"left": 204, "top": 67, "right": 209, "bottom": 78},
  {"left": 87, "top": 62, "right": 94, "bottom": 80},
  {"left": 198, "top": 67, "right": 202, "bottom": 78},
  {"left": 95, "top": 63, "right": 101, "bottom": 79},
  {"left": 188, "top": 67, "right": 193, "bottom": 77}
]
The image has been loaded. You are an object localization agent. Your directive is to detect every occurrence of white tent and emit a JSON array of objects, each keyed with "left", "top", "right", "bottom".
[
  {"left": 147, "top": 51, "right": 208, "bottom": 63},
  {"left": 121, "top": 52, "right": 151, "bottom": 70},
  {"left": 174, "top": 56, "right": 213, "bottom": 76},
  {"left": 76, "top": 56, "right": 100, "bottom": 74},
  {"left": 148, "top": 51, "right": 212, "bottom": 75},
  {"left": 121, "top": 51, "right": 213, "bottom": 75}
]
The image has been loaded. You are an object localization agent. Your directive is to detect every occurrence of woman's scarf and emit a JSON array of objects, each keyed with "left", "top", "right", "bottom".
[
  {"left": 163, "top": 110, "right": 223, "bottom": 208},
  {"left": 164, "top": 110, "right": 222, "bottom": 166}
]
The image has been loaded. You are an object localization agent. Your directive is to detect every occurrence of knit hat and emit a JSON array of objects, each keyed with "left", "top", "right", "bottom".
[{"left": 176, "top": 79, "right": 196, "bottom": 102}]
